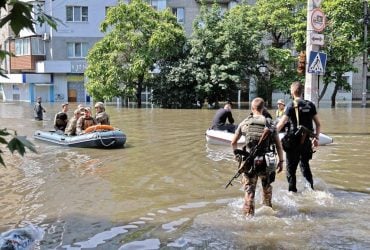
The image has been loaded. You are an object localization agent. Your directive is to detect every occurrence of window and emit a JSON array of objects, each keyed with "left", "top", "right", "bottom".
[
  {"left": 145, "top": 0, "right": 159, "bottom": 10},
  {"left": 15, "top": 38, "right": 30, "bottom": 56},
  {"left": 172, "top": 7, "right": 185, "bottom": 24},
  {"left": 31, "top": 37, "right": 45, "bottom": 55},
  {"left": 367, "top": 76, "right": 370, "bottom": 92},
  {"left": 67, "top": 42, "right": 88, "bottom": 58},
  {"left": 145, "top": 0, "right": 166, "bottom": 10},
  {"left": 66, "top": 6, "right": 88, "bottom": 22},
  {"left": 15, "top": 37, "right": 45, "bottom": 56}
]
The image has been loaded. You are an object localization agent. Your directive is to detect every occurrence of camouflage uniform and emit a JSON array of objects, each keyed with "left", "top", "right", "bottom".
[
  {"left": 235, "top": 114, "right": 275, "bottom": 216},
  {"left": 95, "top": 111, "right": 110, "bottom": 125},
  {"left": 241, "top": 172, "right": 273, "bottom": 216},
  {"left": 65, "top": 116, "right": 78, "bottom": 136},
  {"left": 76, "top": 116, "right": 97, "bottom": 135},
  {"left": 33, "top": 99, "right": 45, "bottom": 120}
]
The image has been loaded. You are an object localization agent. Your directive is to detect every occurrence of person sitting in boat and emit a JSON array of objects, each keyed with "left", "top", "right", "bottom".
[
  {"left": 65, "top": 109, "right": 82, "bottom": 136},
  {"left": 94, "top": 102, "right": 110, "bottom": 125},
  {"left": 76, "top": 107, "right": 97, "bottom": 135},
  {"left": 53, "top": 103, "right": 69, "bottom": 132},
  {"left": 211, "top": 101, "right": 236, "bottom": 133}
]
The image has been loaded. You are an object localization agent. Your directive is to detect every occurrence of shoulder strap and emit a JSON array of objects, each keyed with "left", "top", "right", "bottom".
[{"left": 293, "top": 99, "right": 299, "bottom": 125}]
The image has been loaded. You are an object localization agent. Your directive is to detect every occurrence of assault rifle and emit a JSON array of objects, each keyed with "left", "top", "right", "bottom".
[
  {"left": 225, "top": 128, "right": 271, "bottom": 189},
  {"left": 295, "top": 125, "right": 318, "bottom": 153},
  {"left": 295, "top": 125, "right": 314, "bottom": 144},
  {"left": 295, "top": 125, "right": 314, "bottom": 137}
]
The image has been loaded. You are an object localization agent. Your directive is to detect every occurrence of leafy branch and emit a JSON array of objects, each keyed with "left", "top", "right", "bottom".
[{"left": 0, "top": 129, "right": 37, "bottom": 166}]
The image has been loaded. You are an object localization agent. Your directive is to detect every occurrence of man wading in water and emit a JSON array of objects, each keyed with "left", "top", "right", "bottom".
[
  {"left": 276, "top": 81, "right": 321, "bottom": 192},
  {"left": 231, "top": 97, "right": 284, "bottom": 217}
]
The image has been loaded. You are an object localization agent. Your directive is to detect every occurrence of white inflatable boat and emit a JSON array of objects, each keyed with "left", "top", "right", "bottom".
[{"left": 205, "top": 129, "right": 333, "bottom": 146}]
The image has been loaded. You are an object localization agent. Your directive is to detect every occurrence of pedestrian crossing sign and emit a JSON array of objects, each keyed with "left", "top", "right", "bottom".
[{"left": 308, "top": 51, "right": 327, "bottom": 74}]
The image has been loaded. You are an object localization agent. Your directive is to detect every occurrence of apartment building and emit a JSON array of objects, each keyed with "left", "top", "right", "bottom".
[
  {"left": 0, "top": 0, "right": 126, "bottom": 103},
  {"left": 0, "top": 0, "right": 366, "bottom": 103}
]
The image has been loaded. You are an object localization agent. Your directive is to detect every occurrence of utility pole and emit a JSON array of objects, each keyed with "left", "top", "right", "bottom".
[
  {"left": 305, "top": 0, "right": 325, "bottom": 104},
  {"left": 305, "top": 0, "right": 317, "bottom": 104},
  {"left": 362, "top": 0, "right": 368, "bottom": 107}
]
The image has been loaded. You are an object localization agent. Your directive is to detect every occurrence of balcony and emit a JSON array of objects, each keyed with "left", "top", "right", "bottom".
[
  {"left": 9, "top": 36, "right": 46, "bottom": 73},
  {"left": 10, "top": 55, "right": 46, "bottom": 73}
]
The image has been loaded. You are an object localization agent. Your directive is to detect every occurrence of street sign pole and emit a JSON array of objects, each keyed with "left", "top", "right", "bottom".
[{"left": 305, "top": 0, "right": 320, "bottom": 105}]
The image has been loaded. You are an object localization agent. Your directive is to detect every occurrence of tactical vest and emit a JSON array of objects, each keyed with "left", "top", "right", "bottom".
[
  {"left": 240, "top": 115, "right": 269, "bottom": 150},
  {"left": 240, "top": 114, "right": 277, "bottom": 174}
]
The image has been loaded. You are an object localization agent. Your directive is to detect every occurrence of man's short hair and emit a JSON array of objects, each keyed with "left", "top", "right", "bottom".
[
  {"left": 251, "top": 97, "right": 265, "bottom": 112},
  {"left": 291, "top": 81, "right": 304, "bottom": 97}
]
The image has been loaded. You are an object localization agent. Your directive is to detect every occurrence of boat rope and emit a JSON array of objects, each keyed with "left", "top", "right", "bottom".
[{"left": 97, "top": 133, "right": 116, "bottom": 147}]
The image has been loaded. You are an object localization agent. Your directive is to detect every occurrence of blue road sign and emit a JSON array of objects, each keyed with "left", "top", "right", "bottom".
[{"left": 308, "top": 51, "right": 327, "bottom": 74}]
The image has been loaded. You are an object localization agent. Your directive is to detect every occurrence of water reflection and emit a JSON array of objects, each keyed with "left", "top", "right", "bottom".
[{"left": 0, "top": 102, "right": 369, "bottom": 249}]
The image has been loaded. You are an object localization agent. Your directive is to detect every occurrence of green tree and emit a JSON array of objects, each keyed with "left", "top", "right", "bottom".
[
  {"left": 150, "top": 43, "right": 199, "bottom": 108},
  {"left": 0, "top": 0, "right": 56, "bottom": 165},
  {"left": 216, "top": 3, "right": 264, "bottom": 101},
  {"left": 190, "top": 3, "right": 229, "bottom": 107},
  {"left": 320, "top": 0, "right": 363, "bottom": 107},
  {"left": 85, "top": 0, "right": 186, "bottom": 107},
  {"left": 165, "top": 2, "right": 262, "bottom": 108},
  {"left": 255, "top": 0, "right": 306, "bottom": 107}
]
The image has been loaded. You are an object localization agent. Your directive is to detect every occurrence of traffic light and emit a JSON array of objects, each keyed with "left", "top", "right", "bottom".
[{"left": 297, "top": 51, "right": 306, "bottom": 75}]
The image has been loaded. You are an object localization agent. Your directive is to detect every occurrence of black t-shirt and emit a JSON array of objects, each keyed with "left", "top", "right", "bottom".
[
  {"left": 284, "top": 98, "right": 317, "bottom": 131},
  {"left": 212, "top": 108, "right": 234, "bottom": 127}
]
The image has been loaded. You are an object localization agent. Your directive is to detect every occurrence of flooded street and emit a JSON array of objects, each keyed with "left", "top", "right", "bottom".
[{"left": 0, "top": 101, "right": 369, "bottom": 249}]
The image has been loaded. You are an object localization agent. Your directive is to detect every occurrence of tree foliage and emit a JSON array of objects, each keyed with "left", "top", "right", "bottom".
[
  {"left": 157, "top": 2, "right": 263, "bottom": 108},
  {"left": 0, "top": 0, "right": 57, "bottom": 165},
  {"left": 87, "top": 0, "right": 365, "bottom": 108},
  {"left": 0, "top": 129, "right": 37, "bottom": 166},
  {"left": 85, "top": 0, "right": 186, "bottom": 107},
  {"left": 254, "top": 0, "right": 306, "bottom": 106},
  {"left": 321, "top": 0, "right": 363, "bottom": 107},
  {"left": 150, "top": 43, "right": 199, "bottom": 108},
  {"left": 0, "top": 0, "right": 57, "bottom": 35},
  {"left": 256, "top": 0, "right": 306, "bottom": 49}
]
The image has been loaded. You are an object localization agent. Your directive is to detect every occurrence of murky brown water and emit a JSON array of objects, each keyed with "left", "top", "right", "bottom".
[{"left": 0, "top": 101, "right": 369, "bottom": 249}]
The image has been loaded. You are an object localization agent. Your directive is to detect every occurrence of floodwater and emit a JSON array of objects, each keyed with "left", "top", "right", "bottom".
[{"left": 0, "top": 101, "right": 369, "bottom": 249}]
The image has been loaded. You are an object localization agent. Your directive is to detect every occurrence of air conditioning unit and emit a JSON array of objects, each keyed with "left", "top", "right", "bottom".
[{"left": 42, "top": 33, "right": 50, "bottom": 41}]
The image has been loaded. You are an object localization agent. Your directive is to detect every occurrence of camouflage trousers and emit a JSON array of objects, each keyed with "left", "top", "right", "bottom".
[{"left": 241, "top": 172, "right": 273, "bottom": 216}]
